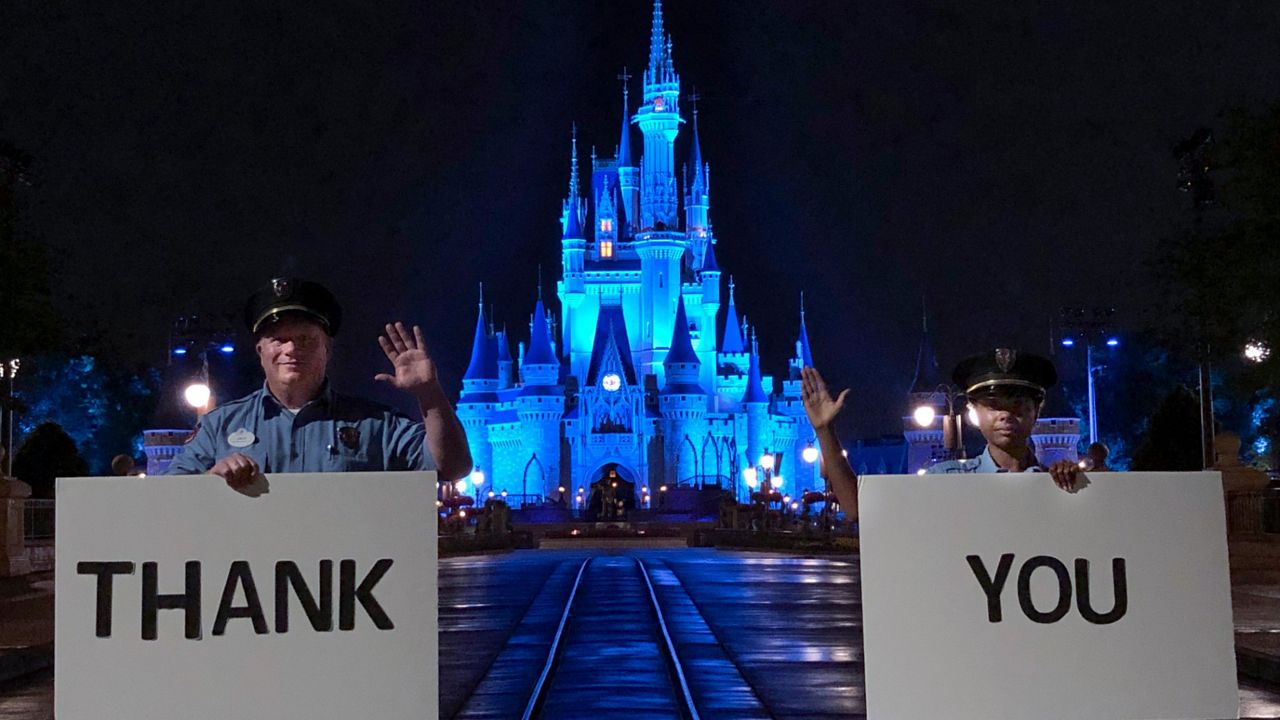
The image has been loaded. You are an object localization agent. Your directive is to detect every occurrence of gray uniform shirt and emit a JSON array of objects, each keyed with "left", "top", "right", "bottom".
[{"left": 164, "top": 382, "right": 436, "bottom": 475}]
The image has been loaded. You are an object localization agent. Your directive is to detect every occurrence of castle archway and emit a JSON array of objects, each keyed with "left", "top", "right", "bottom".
[{"left": 584, "top": 462, "right": 639, "bottom": 522}]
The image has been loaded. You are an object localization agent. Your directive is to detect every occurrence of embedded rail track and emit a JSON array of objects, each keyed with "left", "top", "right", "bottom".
[{"left": 520, "top": 556, "right": 701, "bottom": 720}]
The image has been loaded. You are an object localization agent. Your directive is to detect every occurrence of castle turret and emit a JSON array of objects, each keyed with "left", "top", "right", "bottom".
[
  {"left": 684, "top": 105, "right": 712, "bottom": 266},
  {"left": 517, "top": 299, "right": 564, "bottom": 500},
  {"left": 904, "top": 309, "right": 947, "bottom": 472},
  {"left": 742, "top": 331, "right": 771, "bottom": 495},
  {"left": 1032, "top": 384, "right": 1081, "bottom": 466},
  {"left": 458, "top": 287, "right": 499, "bottom": 482},
  {"left": 698, "top": 243, "right": 722, "bottom": 392},
  {"left": 635, "top": 0, "right": 681, "bottom": 230},
  {"left": 661, "top": 297, "right": 707, "bottom": 484},
  {"left": 616, "top": 74, "right": 640, "bottom": 234}
]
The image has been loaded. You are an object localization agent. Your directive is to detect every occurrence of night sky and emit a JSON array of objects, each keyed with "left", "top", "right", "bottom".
[{"left": 3, "top": 1, "right": 1279, "bottom": 436}]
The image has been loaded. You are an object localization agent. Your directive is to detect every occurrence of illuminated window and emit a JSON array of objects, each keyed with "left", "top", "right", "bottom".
[
  {"left": 600, "top": 218, "right": 613, "bottom": 233},
  {"left": 600, "top": 241, "right": 613, "bottom": 258},
  {"left": 654, "top": 97, "right": 665, "bottom": 111}
]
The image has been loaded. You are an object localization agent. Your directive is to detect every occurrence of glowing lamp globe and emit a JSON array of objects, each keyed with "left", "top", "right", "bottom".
[
  {"left": 802, "top": 446, "right": 820, "bottom": 464},
  {"left": 759, "top": 453, "right": 775, "bottom": 471},
  {"left": 454, "top": 479, "right": 468, "bottom": 493},
  {"left": 743, "top": 467, "right": 758, "bottom": 489},
  {"left": 912, "top": 405, "right": 936, "bottom": 428},
  {"left": 183, "top": 382, "right": 211, "bottom": 409},
  {"left": 470, "top": 469, "right": 485, "bottom": 487}
]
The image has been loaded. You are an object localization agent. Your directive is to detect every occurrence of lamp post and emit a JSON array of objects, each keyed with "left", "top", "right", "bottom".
[
  {"left": 911, "top": 385, "right": 968, "bottom": 462},
  {"left": 0, "top": 358, "right": 19, "bottom": 477},
  {"left": 743, "top": 451, "right": 784, "bottom": 500},
  {"left": 470, "top": 468, "right": 485, "bottom": 503},
  {"left": 1058, "top": 306, "right": 1119, "bottom": 445}
]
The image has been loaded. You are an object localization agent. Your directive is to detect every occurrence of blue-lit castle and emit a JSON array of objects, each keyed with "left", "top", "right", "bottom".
[{"left": 456, "top": 0, "right": 821, "bottom": 505}]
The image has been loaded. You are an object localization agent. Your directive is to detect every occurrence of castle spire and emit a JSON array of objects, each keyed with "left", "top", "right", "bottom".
[
  {"left": 617, "top": 68, "right": 633, "bottom": 167},
  {"left": 568, "top": 122, "right": 580, "bottom": 201},
  {"left": 525, "top": 298, "right": 558, "bottom": 367},
  {"left": 688, "top": 90, "right": 705, "bottom": 190},
  {"left": 797, "top": 292, "right": 814, "bottom": 368},
  {"left": 561, "top": 124, "right": 582, "bottom": 233},
  {"left": 909, "top": 299, "right": 941, "bottom": 394},
  {"left": 563, "top": 195, "right": 584, "bottom": 240},
  {"left": 463, "top": 284, "right": 497, "bottom": 380},
  {"left": 665, "top": 295, "right": 700, "bottom": 366},
  {"left": 647, "top": 0, "right": 667, "bottom": 79},
  {"left": 721, "top": 276, "right": 744, "bottom": 353},
  {"left": 742, "top": 329, "right": 769, "bottom": 403}
]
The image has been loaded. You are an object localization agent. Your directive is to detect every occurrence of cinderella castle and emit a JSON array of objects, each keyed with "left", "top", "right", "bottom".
[{"left": 455, "top": 0, "right": 823, "bottom": 505}]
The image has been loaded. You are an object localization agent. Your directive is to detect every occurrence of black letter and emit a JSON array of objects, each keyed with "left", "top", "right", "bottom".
[
  {"left": 142, "top": 561, "right": 201, "bottom": 640},
  {"left": 339, "top": 558, "right": 394, "bottom": 631},
  {"left": 1075, "top": 558, "right": 1128, "bottom": 625},
  {"left": 275, "top": 560, "right": 333, "bottom": 633},
  {"left": 212, "top": 560, "right": 269, "bottom": 635},
  {"left": 966, "top": 554, "right": 1015, "bottom": 623},
  {"left": 77, "top": 561, "right": 134, "bottom": 638},
  {"left": 1017, "top": 555, "right": 1072, "bottom": 624}
]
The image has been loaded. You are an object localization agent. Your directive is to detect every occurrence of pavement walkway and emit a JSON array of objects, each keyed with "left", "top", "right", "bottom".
[{"left": 6, "top": 559, "right": 1280, "bottom": 717}]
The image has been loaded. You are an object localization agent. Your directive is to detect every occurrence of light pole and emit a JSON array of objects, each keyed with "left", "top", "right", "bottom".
[
  {"left": 1, "top": 358, "right": 19, "bottom": 477},
  {"left": 1059, "top": 306, "right": 1118, "bottom": 445},
  {"left": 470, "top": 467, "right": 485, "bottom": 503}
]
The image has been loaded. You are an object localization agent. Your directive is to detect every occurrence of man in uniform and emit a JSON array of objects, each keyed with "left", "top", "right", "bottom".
[
  {"left": 800, "top": 348, "right": 1084, "bottom": 519},
  {"left": 165, "top": 278, "right": 472, "bottom": 488}
]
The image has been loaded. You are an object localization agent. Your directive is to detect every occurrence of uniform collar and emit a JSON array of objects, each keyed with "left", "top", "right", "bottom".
[
  {"left": 259, "top": 378, "right": 334, "bottom": 416},
  {"left": 978, "top": 445, "right": 1043, "bottom": 473}
]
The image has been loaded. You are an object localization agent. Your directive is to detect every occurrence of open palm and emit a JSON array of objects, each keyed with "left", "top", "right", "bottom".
[
  {"left": 801, "top": 366, "right": 849, "bottom": 430},
  {"left": 376, "top": 322, "right": 439, "bottom": 393}
]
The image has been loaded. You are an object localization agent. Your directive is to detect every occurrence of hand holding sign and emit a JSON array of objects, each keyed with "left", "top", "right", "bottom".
[{"left": 210, "top": 452, "right": 261, "bottom": 490}]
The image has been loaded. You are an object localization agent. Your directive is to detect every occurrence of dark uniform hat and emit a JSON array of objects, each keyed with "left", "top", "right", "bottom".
[
  {"left": 952, "top": 348, "right": 1057, "bottom": 400},
  {"left": 244, "top": 277, "right": 342, "bottom": 336}
]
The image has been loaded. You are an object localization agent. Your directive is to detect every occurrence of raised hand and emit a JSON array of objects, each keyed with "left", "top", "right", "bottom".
[
  {"left": 375, "top": 322, "right": 440, "bottom": 397},
  {"left": 801, "top": 366, "right": 850, "bottom": 430}
]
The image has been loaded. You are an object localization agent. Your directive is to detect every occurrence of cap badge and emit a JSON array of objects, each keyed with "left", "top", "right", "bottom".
[
  {"left": 995, "top": 348, "right": 1016, "bottom": 373},
  {"left": 271, "top": 278, "right": 291, "bottom": 298}
]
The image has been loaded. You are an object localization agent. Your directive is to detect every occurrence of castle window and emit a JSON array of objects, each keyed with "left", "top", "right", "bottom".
[
  {"left": 600, "top": 240, "right": 613, "bottom": 258},
  {"left": 600, "top": 218, "right": 613, "bottom": 233}
]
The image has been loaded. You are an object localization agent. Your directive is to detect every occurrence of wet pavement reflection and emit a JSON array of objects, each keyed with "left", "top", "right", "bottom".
[{"left": 4, "top": 548, "right": 1280, "bottom": 718}]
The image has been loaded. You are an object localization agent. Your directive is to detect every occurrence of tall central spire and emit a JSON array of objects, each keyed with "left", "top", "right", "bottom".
[
  {"left": 568, "top": 123, "right": 580, "bottom": 202},
  {"left": 648, "top": 0, "right": 666, "bottom": 75}
]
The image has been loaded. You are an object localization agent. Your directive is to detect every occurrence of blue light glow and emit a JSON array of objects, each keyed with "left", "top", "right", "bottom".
[
  {"left": 220, "top": 344, "right": 234, "bottom": 354},
  {"left": 1106, "top": 337, "right": 1120, "bottom": 347},
  {"left": 173, "top": 347, "right": 187, "bottom": 356},
  {"left": 1061, "top": 338, "right": 1075, "bottom": 347}
]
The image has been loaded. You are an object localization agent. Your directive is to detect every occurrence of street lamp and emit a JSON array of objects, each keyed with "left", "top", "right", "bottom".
[
  {"left": 911, "top": 385, "right": 967, "bottom": 461},
  {"left": 470, "top": 467, "right": 485, "bottom": 502},
  {"left": 1245, "top": 341, "right": 1271, "bottom": 364},
  {"left": 801, "top": 443, "right": 819, "bottom": 464},
  {"left": 0, "top": 358, "right": 19, "bottom": 477},
  {"left": 1059, "top": 306, "right": 1119, "bottom": 445},
  {"left": 183, "top": 381, "right": 211, "bottom": 409}
]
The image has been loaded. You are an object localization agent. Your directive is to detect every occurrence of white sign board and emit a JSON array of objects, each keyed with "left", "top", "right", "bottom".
[
  {"left": 56, "top": 472, "right": 438, "bottom": 720},
  {"left": 859, "top": 472, "right": 1237, "bottom": 720}
]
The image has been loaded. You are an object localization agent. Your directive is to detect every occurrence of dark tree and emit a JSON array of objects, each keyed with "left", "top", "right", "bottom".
[
  {"left": 12, "top": 421, "right": 89, "bottom": 499},
  {"left": 0, "top": 141, "right": 61, "bottom": 359},
  {"left": 1130, "top": 386, "right": 1206, "bottom": 472}
]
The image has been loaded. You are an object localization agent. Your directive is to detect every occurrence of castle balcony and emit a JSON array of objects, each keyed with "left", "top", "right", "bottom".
[{"left": 587, "top": 433, "right": 638, "bottom": 449}]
